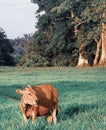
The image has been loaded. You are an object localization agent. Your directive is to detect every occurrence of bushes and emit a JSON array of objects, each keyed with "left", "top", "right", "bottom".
[
  {"left": 18, "top": 54, "right": 46, "bottom": 67},
  {"left": 18, "top": 53, "right": 76, "bottom": 67}
]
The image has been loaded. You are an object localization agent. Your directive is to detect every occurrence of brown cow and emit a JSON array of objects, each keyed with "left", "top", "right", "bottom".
[{"left": 16, "top": 84, "right": 58, "bottom": 124}]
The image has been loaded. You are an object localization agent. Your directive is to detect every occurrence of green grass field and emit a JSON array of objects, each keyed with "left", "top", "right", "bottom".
[{"left": 0, "top": 66, "right": 106, "bottom": 130}]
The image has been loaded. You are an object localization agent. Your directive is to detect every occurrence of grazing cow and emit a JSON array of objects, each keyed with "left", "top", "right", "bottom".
[{"left": 16, "top": 84, "right": 58, "bottom": 124}]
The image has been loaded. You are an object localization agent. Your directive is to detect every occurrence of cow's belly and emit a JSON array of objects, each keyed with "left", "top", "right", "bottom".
[{"left": 38, "top": 105, "right": 50, "bottom": 116}]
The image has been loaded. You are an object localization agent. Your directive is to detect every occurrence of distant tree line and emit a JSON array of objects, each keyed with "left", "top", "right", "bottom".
[{"left": 0, "top": 0, "right": 106, "bottom": 67}]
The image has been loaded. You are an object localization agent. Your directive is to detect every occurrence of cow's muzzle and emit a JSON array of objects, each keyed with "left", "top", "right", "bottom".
[{"left": 32, "top": 99, "right": 39, "bottom": 106}]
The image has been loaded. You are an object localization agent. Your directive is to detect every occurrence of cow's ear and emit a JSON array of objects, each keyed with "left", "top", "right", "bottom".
[{"left": 16, "top": 89, "right": 23, "bottom": 95}]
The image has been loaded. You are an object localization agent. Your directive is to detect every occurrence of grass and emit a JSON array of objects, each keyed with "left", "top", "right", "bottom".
[{"left": 0, "top": 66, "right": 106, "bottom": 130}]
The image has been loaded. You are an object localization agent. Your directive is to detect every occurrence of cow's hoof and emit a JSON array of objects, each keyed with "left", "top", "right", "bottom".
[{"left": 47, "top": 115, "right": 53, "bottom": 123}]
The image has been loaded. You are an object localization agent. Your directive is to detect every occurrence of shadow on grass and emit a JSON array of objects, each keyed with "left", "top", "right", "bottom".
[
  {"left": 57, "top": 103, "right": 99, "bottom": 122},
  {"left": 52, "top": 81, "right": 105, "bottom": 122},
  {"left": 66, "top": 104, "right": 98, "bottom": 116}
]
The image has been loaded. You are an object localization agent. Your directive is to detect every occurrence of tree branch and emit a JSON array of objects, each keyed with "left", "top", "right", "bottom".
[{"left": 74, "top": 20, "right": 86, "bottom": 36}]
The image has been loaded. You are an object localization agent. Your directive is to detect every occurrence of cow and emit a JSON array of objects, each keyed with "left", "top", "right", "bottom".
[{"left": 16, "top": 84, "right": 58, "bottom": 124}]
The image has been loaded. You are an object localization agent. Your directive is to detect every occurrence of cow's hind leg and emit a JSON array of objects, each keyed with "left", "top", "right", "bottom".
[
  {"left": 52, "top": 104, "right": 58, "bottom": 124},
  {"left": 46, "top": 112, "right": 53, "bottom": 123}
]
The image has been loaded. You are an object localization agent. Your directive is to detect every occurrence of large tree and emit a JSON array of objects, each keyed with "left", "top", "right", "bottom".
[
  {"left": 31, "top": 0, "right": 78, "bottom": 66},
  {"left": 78, "top": 0, "right": 106, "bottom": 66},
  {"left": 98, "top": 2, "right": 106, "bottom": 66}
]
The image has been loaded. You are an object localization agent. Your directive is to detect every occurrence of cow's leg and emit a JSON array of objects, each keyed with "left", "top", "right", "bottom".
[
  {"left": 46, "top": 112, "right": 53, "bottom": 123},
  {"left": 23, "top": 114, "right": 28, "bottom": 123},
  {"left": 52, "top": 104, "right": 58, "bottom": 124},
  {"left": 32, "top": 111, "right": 37, "bottom": 124},
  {"left": 30, "top": 106, "right": 38, "bottom": 124},
  {"left": 20, "top": 103, "right": 28, "bottom": 123}
]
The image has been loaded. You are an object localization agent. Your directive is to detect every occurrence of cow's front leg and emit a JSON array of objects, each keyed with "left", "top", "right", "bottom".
[
  {"left": 20, "top": 103, "right": 28, "bottom": 123},
  {"left": 23, "top": 114, "right": 28, "bottom": 123},
  {"left": 32, "top": 111, "right": 37, "bottom": 124},
  {"left": 31, "top": 106, "right": 38, "bottom": 124}
]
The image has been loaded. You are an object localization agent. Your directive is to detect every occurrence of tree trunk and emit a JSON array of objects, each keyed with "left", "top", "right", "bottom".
[
  {"left": 99, "top": 23, "right": 106, "bottom": 66},
  {"left": 77, "top": 43, "right": 90, "bottom": 67},
  {"left": 77, "top": 53, "right": 90, "bottom": 67},
  {"left": 93, "top": 37, "right": 102, "bottom": 66}
]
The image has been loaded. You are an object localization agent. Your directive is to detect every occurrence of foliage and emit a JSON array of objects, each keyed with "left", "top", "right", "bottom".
[
  {"left": 11, "top": 34, "right": 39, "bottom": 66},
  {"left": 0, "top": 27, "right": 15, "bottom": 66},
  {"left": 0, "top": 67, "right": 106, "bottom": 129},
  {"left": 18, "top": 0, "right": 106, "bottom": 67}
]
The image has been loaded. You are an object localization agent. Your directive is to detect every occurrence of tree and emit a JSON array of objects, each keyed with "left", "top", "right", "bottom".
[
  {"left": 60, "top": 0, "right": 106, "bottom": 67},
  {"left": 75, "top": 0, "right": 106, "bottom": 66},
  {"left": 0, "top": 27, "right": 15, "bottom": 66},
  {"left": 14, "top": 34, "right": 36, "bottom": 67},
  {"left": 98, "top": 4, "right": 106, "bottom": 66},
  {"left": 32, "top": 0, "right": 78, "bottom": 66}
]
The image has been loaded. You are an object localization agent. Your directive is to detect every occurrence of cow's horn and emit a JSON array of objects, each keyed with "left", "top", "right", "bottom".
[{"left": 28, "top": 85, "right": 31, "bottom": 87}]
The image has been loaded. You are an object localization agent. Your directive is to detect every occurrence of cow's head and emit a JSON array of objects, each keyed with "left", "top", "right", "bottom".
[{"left": 16, "top": 85, "right": 39, "bottom": 106}]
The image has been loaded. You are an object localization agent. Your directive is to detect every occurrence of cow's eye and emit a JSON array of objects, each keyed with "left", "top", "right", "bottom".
[{"left": 28, "top": 93, "right": 32, "bottom": 96}]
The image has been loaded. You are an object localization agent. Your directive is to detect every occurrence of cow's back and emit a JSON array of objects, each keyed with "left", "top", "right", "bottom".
[{"left": 32, "top": 84, "right": 58, "bottom": 115}]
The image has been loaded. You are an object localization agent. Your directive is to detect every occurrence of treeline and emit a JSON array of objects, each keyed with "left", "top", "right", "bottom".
[{"left": 0, "top": 0, "right": 106, "bottom": 67}]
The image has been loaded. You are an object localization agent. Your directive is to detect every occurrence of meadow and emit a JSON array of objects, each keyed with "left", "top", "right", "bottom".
[{"left": 0, "top": 66, "right": 106, "bottom": 130}]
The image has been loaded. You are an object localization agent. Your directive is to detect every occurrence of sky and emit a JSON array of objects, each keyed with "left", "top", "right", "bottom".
[{"left": 0, "top": 0, "right": 38, "bottom": 39}]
